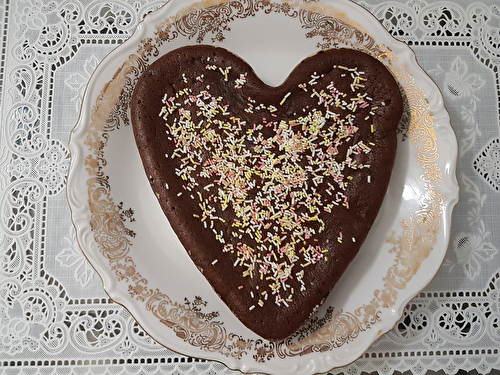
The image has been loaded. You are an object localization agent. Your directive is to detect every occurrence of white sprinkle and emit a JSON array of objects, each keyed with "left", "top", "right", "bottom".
[
  {"left": 249, "top": 305, "right": 255, "bottom": 311},
  {"left": 280, "top": 92, "right": 291, "bottom": 105},
  {"left": 212, "top": 259, "right": 218, "bottom": 265}
]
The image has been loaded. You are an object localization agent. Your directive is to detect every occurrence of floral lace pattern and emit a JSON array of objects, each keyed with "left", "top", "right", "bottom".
[{"left": 0, "top": 0, "right": 499, "bottom": 374}]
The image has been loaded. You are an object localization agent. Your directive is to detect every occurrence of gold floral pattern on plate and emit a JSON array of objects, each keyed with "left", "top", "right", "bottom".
[{"left": 69, "top": 0, "right": 457, "bottom": 371}]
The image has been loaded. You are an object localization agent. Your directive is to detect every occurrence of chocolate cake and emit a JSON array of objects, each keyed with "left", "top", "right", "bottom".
[{"left": 130, "top": 45, "right": 403, "bottom": 341}]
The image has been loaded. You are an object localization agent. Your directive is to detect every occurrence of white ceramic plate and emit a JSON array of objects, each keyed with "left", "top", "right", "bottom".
[{"left": 67, "top": 0, "right": 459, "bottom": 373}]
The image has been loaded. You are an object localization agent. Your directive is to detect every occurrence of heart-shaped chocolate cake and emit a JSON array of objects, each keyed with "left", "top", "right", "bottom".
[{"left": 131, "top": 45, "right": 403, "bottom": 341}]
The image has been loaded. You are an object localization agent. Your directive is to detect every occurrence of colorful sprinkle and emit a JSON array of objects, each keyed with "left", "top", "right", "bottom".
[{"left": 159, "top": 62, "right": 377, "bottom": 307}]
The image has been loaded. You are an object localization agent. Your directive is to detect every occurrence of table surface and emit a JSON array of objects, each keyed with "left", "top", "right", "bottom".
[{"left": 1, "top": 0, "right": 499, "bottom": 374}]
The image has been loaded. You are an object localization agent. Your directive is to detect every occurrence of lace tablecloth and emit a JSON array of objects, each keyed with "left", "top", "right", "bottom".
[{"left": 1, "top": 0, "right": 499, "bottom": 374}]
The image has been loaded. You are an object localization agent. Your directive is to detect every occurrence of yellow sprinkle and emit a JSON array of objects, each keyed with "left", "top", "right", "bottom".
[{"left": 280, "top": 92, "right": 291, "bottom": 105}]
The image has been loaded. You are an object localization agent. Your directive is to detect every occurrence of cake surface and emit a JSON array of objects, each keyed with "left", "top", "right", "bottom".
[{"left": 130, "top": 45, "right": 403, "bottom": 341}]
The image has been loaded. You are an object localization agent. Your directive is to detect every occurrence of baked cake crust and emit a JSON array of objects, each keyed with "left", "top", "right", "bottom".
[{"left": 130, "top": 45, "right": 403, "bottom": 340}]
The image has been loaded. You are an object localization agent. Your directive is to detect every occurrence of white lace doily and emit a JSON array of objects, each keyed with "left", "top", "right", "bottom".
[{"left": 1, "top": 0, "right": 499, "bottom": 374}]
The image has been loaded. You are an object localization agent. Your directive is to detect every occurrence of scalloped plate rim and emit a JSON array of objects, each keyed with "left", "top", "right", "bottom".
[{"left": 67, "top": 0, "right": 459, "bottom": 373}]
